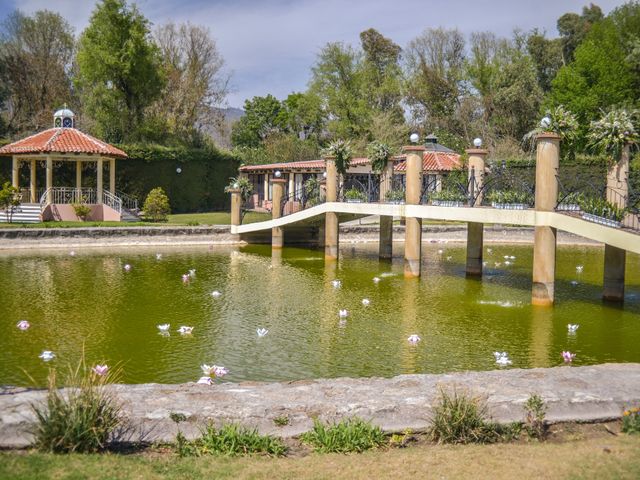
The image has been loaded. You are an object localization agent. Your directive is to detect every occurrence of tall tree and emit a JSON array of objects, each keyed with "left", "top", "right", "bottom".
[
  {"left": 404, "top": 28, "right": 466, "bottom": 134},
  {"left": 148, "top": 22, "right": 229, "bottom": 146},
  {"left": 526, "top": 29, "right": 564, "bottom": 93},
  {"left": 231, "top": 94, "right": 283, "bottom": 148},
  {"left": 75, "top": 0, "right": 164, "bottom": 142},
  {"left": 0, "top": 10, "right": 74, "bottom": 134},
  {"left": 557, "top": 3, "right": 603, "bottom": 63}
]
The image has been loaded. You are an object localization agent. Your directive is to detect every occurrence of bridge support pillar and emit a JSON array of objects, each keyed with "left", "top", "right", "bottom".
[
  {"left": 603, "top": 244, "right": 626, "bottom": 302},
  {"left": 271, "top": 178, "right": 287, "bottom": 249},
  {"left": 229, "top": 187, "right": 242, "bottom": 241},
  {"left": 532, "top": 133, "right": 560, "bottom": 306},
  {"left": 403, "top": 145, "right": 424, "bottom": 278},
  {"left": 466, "top": 222, "right": 484, "bottom": 277},
  {"left": 379, "top": 216, "right": 393, "bottom": 260},
  {"left": 324, "top": 156, "right": 339, "bottom": 260}
]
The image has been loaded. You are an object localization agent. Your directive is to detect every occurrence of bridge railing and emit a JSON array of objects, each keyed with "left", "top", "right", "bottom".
[
  {"left": 278, "top": 180, "right": 325, "bottom": 218},
  {"left": 338, "top": 177, "right": 379, "bottom": 203}
]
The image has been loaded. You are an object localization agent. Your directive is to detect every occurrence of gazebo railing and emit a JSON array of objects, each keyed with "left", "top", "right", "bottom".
[
  {"left": 40, "top": 187, "right": 97, "bottom": 208},
  {"left": 115, "top": 190, "right": 138, "bottom": 211},
  {"left": 103, "top": 190, "right": 122, "bottom": 213}
]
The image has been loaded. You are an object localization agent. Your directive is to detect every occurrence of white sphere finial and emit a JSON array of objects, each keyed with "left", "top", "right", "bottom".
[
  {"left": 322, "top": 171, "right": 327, "bottom": 178},
  {"left": 274, "top": 170, "right": 282, "bottom": 178},
  {"left": 473, "top": 137, "right": 482, "bottom": 148},
  {"left": 176, "top": 167, "right": 182, "bottom": 174},
  {"left": 409, "top": 133, "right": 419, "bottom": 144},
  {"left": 540, "top": 116, "right": 551, "bottom": 129}
]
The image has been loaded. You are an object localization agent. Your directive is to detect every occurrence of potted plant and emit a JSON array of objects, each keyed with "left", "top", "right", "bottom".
[
  {"left": 384, "top": 188, "right": 405, "bottom": 204},
  {"left": 588, "top": 109, "right": 638, "bottom": 162},
  {"left": 556, "top": 192, "right": 583, "bottom": 212},
  {"left": 430, "top": 189, "right": 467, "bottom": 207},
  {"left": 486, "top": 190, "right": 531, "bottom": 210},
  {"left": 367, "top": 141, "right": 392, "bottom": 174},
  {"left": 323, "top": 140, "right": 353, "bottom": 176},
  {"left": 579, "top": 197, "right": 625, "bottom": 228},
  {"left": 344, "top": 187, "right": 366, "bottom": 203}
]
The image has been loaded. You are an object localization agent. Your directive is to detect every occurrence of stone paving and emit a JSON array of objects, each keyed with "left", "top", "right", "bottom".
[{"left": 1, "top": 363, "right": 638, "bottom": 447}]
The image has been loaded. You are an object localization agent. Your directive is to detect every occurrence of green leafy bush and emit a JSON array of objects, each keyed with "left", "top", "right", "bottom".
[
  {"left": 344, "top": 187, "right": 366, "bottom": 201},
  {"left": 300, "top": 417, "right": 386, "bottom": 453},
  {"left": 224, "top": 177, "right": 253, "bottom": 203},
  {"left": 430, "top": 189, "right": 467, "bottom": 203},
  {"left": 0, "top": 181, "right": 21, "bottom": 222},
  {"left": 429, "top": 389, "right": 516, "bottom": 444},
  {"left": 175, "top": 423, "right": 286, "bottom": 457},
  {"left": 622, "top": 407, "right": 640, "bottom": 434},
  {"left": 385, "top": 188, "right": 405, "bottom": 202},
  {"left": 142, "top": 187, "right": 171, "bottom": 222},
  {"left": 72, "top": 203, "right": 92, "bottom": 221},
  {"left": 30, "top": 361, "right": 123, "bottom": 453},
  {"left": 486, "top": 190, "right": 532, "bottom": 205},
  {"left": 579, "top": 197, "right": 625, "bottom": 221},
  {"left": 524, "top": 394, "right": 547, "bottom": 440}
]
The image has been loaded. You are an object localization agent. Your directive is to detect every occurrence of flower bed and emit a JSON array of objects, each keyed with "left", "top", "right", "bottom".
[
  {"left": 581, "top": 212, "right": 622, "bottom": 228},
  {"left": 491, "top": 203, "right": 529, "bottom": 210},
  {"left": 432, "top": 200, "right": 465, "bottom": 208},
  {"left": 556, "top": 203, "right": 581, "bottom": 212}
]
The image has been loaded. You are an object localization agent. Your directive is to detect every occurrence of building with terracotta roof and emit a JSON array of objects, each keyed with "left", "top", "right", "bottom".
[
  {"left": 238, "top": 135, "right": 461, "bottom": 211},
  {"left": 0, "top": 108, "right": 138, "bottom": 223}
]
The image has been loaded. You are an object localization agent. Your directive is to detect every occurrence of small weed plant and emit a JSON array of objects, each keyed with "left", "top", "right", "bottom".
[
  {"left": 175, "top": 423, "right": 286, "bottom": 457},
  {"left": 524, "top": 394, "right": 547, "bottom": 440},
  {"left": 429, "top": 389, "right": 517, "bottom": 444},
  {"left": 273, "top": 415, "right": 289, "bottom": 427},
  {"left": 30, "top": 360, "right": 123, "bottom": 453},
  {"left": 622, "top": 407, "right": 640, "bottom": 434},
  {"left": 300, "top": 417, "right": 386, "bottom": 453}
]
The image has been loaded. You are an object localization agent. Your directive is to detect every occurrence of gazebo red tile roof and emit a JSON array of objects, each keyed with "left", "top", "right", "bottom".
[{"left": 0, "top": 128, "right": 127, "bottom": 158}]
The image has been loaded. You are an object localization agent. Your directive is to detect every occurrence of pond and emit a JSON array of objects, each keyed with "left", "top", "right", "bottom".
[{"left": 1, "top": 242, "right": 639, "bottom": 387}]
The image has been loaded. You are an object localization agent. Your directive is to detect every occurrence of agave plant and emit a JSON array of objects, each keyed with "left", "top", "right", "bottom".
[
  {"left": 588, "top": 108, "right": 639, "bottom": 162},
  {"left": 323, "top": 140, "right": 353, "bottom": 175},
  {"left": 367, "top": 141, "right": 392, "bottom": 174},
  {"left": 523, "top": 105, "right": 579, "bottom": 148}
]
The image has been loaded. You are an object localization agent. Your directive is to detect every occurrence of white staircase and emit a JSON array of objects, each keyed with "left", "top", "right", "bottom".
[
  {"left": 0, "top": 203, "right": 41, "bottom": 223},
  {"left": 121, "top": 208, "right": 141, "bottom": 222}
]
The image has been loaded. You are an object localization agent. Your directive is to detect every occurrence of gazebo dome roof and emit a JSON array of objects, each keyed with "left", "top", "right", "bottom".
[
  {"left": 0, "top": 127, "right": 127, "bottom": 158},
  {"left": 53, "top": 108, "right": 75, "bottom": 118}
]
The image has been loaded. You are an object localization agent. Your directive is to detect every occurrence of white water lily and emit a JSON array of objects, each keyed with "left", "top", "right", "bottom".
[
  {"left": 201, "top": 364, "right": 215, "bottom": 375},
  {"left": 504, "top": 261, "right": 511, "bottom": 266},
  {"left": 69, "top": 251, "right": 76, "bottom": 257},
  {"left": 331, "top": 279, "right": 341, "bottom": 288},
  {"left": 39, "top": 350, "right": 55, "bottom": 361},
  {"left": 257, "top": 328, "right": 269, "bottom": 337},
  {"left": 156, "top": 253, "right": 162, "bottom": 260},
  {"left": 438, "top": 249, "right": 444, "bottom": 254},
  {"left": 123, "top": 264, "right": 132, "bottom": 271},
  {"left": 373, "top": 277, "right": 381, "bottom": 283},
  {"left": 178, "top": 326, "right": 194, "bottom": 335},
  {"left": 446, "top": 256, "right": 452, "bottom": 261},
  {"left": 567, "top": 324, "right": 579, "bottom": 333},
  {"left": 189, "top": 269, "right": 196, "bottom": 276},
  {"left": 157, "top": 324, "right": 170, "bottom": 332},
  {"left": 576, "top": 265, "right": 584, "bottom": 273},
  {"left": 570, "top": 280, "right": 579, "bottom": 286},
  {"left": 482, "top": 261, "right": 488, "bottom": 267},
  {"left": 211, "top": 290, "right": 222, "bottom": 298},
  {"left": 197, "top": 376, "right": 213, "bottom": 385},
  {"left": 509, "top": 256, "right": 516, "bottom": 260},
  {"left": 487, "top": 248, "right": 493, "bottom": 253},
  {"left": 339, "top": 309, "right": 348, "bottom": 318},
  {"left": 495, "top": 262, "right": 502, "bottom": 267},
  {"left": 407, "top": 334, "right": 421, "bottom": 344},
  {"left": 493, "top": 351, "right": 512, "bottom": 366},
  {"left": 361, "top": 298, "right": 370, "bottom": 306},
  {"left": 16, "top": 320, "right": 30, "bottom": 330}
]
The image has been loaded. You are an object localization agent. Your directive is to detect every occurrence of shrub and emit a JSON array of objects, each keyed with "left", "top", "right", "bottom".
[
  {"left": 273, "top": 415, "right": 289, "bottom": 427},
  {"left": 72, "top": 203, "right": 92, "bottom": 221},
  {"left": 175, "top": 423, "right": 286, "bottom": 457},
  {"left": 300, "top": 417, "right": 386, "bottom": 453},
  {"left": 429, "top": 389, "right": 514, "bottom": 444},
  {"left": 143, "top": 187, "right": 171, "bottom": 222},
  {"left": 385, "top": 188, "right": 405, "bottom": 202},
  {"left": 430, "top": 189, "right": 467, "bottom": 203},
  {"left": 30, "top": 361, "right": 123, "bottom": 453},
  {"left": 524, "top": 394, "right": 547, "bottom": 440},
  {"left": 622, "top": 407, "right": 640, "bottom": 434},
  {"left": 486, "top": 190, "right": 532, "bottom": 205},
  {"left": 0, "top": 181, "right": 21, "bottom": 222},
  {"left": 344, "top": 187, "right": 366, "bottom": 201},
  {"left": 579, "top": 197, "right": 626, "bottom": 221},
  {"left": 224, "top": 177, "right": 253, "bottom": 204}
]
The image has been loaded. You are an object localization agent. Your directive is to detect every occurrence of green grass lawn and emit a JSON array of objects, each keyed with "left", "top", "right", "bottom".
[
  {"left": 1, "top": 435, "right": 639, "bottom": 480},
  {"left": 0, "top": 211, "right": 271, "bottom": 228}
]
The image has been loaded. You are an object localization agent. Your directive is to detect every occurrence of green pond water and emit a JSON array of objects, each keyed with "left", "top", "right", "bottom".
[{"left": 1, "top": 242, "right": 639, "bottom": 387}]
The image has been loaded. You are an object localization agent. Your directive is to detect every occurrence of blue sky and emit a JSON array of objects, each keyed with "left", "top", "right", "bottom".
[{"left": 0, "top": 0, "right": 627, "bottom": 108}]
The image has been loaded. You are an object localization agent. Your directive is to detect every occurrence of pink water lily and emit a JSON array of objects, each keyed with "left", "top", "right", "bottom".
[
  {"left": 339, "top": 309, "right": 348, "bottom": 318},
  {"left": 178, "top": 326, "right": 194, "bottom": 335},
  {"left": 16, "top": 320, "right": 30, "bottom": 330},
  {"left": 182, "top": 274, "right": 190, "bottom": 283},
  {"left": 213, "top": 365, "right": 228, "bottom": 377},
  {"left": 562, "top": 351, "right": 576, "bottom": 363},
  {"left": 92, "top": 365, "right": 109, "bottom": 376}
]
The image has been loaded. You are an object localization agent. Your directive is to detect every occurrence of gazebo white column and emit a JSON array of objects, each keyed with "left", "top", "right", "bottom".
[
  {"left": 46, "top": 155, "right": 53, "bottom": 203},
  {"left": 76, "top": 160, "right": 82, "bottom": 190},
  {"left": 97, "top": 158, "right": 103, "bottom": 204},
  {"left": 109, "top": 158, "right": 116, "bottom": 194},
  {"left": 30, "top": 159, "right": 37, "bottom": 203},
  {"left": 11, "top": 156, "right": 19, "bottom": 189}
]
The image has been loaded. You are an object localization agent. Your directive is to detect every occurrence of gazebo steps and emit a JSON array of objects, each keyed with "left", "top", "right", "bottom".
[
  {"left": 0, "top": 203, "right": 41, "bottom": 224},
  {"left": 121, "top": 208, "right": 142, "bottom": 222}
]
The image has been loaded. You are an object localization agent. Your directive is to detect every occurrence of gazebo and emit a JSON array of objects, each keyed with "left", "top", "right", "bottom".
[{"left": 0, "top": 108, "right": 137, "bottom": 222}]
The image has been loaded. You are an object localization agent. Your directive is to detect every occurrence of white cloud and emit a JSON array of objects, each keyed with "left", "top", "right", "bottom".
[{"left": 3, "top": 0, "right": 625, "bottom": 107}]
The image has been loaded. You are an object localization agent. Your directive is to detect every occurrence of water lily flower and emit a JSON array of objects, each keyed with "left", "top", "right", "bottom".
[
  {"left": 92, "top": 365, "right": 109, "bottom": 376},
  {"left": 213, "top": 365, "right": 228, "bottom": 377},
  {"left": 39, "top": 350, "right": 55, "bottom": 361},
  {"left": 362, "top": 298, "right": 370, "bottom": 306},
  {"left": 331, "top": 279, "right": 341, "bottom": 288},
  {"left": 576, "top": 265, "right": 584, "bottom": 273},
  {"left": 157, "top": 324, "right": 170, "bottom": 332},
  {"left": 156, "top": 253, "right": 162, "bottom": 260},
  {"left": 495, "top": 262, "right": 502, "bottom": 267},
  {"left": 197, "top": 376, "right": 213, "bottom": 385},
  {"left": 189, "top": 269, "right": 196, "bottom": 276},
  {"left": 257, "top": 328, "right": 269, "bottom": 337},
  {"left": 567, "top": 324, "right": 579, "bottom": 333},
  {"left": 178, "top": 326, "right": 194, "bottom": 334},
  {"left": 407, "top": 334, "right": 421, "bottom": 344},
  {"left": 123, "top": 264, "right": 132, "bottom": 271},
  {"left": 504, "top": 255, "right": 509, "bottom": 259},
  {"left": 69, "top": 251, "right": 76, "bottom": 257},
  {"left": 16, "top": 320, "right": 30, "bottom": 330},
  {"left": 570, "top": 280, "right": 579, "bottom": 286},
  {"left": 373, "top": 277, "right": 381, "bottom": 283},
  {"left": 505, "top": 261, "right": 511, "bottom": 266},
  {"left": 509, "top": 256, "right": 516, "bottom": 260},
  {"left": 182, "top": 274, "right": 190, "bottom": 283},
  {"left": 562, "top": 351, "right": 576, "bottom": 363},
  {"left": 487, "top": 248, "right": 493, "bottom": 253},
  {"left": 446, "top": 256, "right": 452, "bottom": 261},
  {"left": 339, "top": 309, "right": 348, "bottom": 318},
  {"left": 201, "top": 364, "right": 215, "bottom": 375},
  {"left": 438, "top": 249, "right": 444, "bottom": 254},
  {"left": 482, "top": 261, "right": 488, "bottom": 267},
  {"left": 493, "top": 351, "right": 512, "bottom": 366},
  {"left": 211, "top": 290, "right": 222, "bottom": 297}
]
